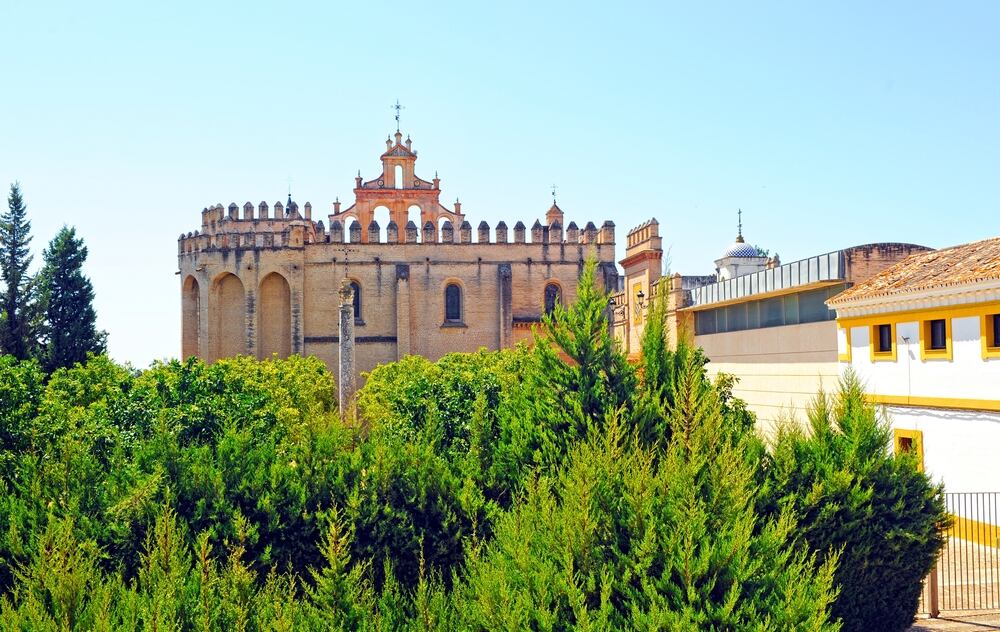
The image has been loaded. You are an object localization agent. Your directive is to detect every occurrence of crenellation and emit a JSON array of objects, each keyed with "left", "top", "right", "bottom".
[
  {"left": 405, "top": 220, "right": 418, "bottom": 243},
  {"left": 304, "top": 202, "right": 312, "bottom": 221},
  {"left": 243, "top": 201, "right": 254, "bottom": 221},
  {"left": 259, "top": 201, "right": 269, "bottom": 220},
  {"left": 330, "top": 220, "right": 344, "bottom": 243},
  {"left": 496, "top": 221, "right": 508, "bottom": 244},
  {"left": 478, "top": 221, "right": 490, "bottom": 243},
  {"left": 423, "top": 221, "right": 436, "bottom": 243},
  {"left": 550, "top": 220, "right": 563, "bottom": 244},
  {"left": 386, "top": 220, "right": 399, "bottom": 244},
  {"left": 514, "top": 221, "right": 526, "bottom": 244},
  {"left": 459, "top": 220, "right": 472, "bottom": 244},
  {"left": 228, "top": 203, "right": 239, "bottom": 220},
  {"left": 599, "top": 220, "right": 615, "bottom": 245},
  {"left": 583, "top": 221, "right": 598, "bottom": 244},
  {"left": 531, "top": 219, "right": 543, "bottom": 243},
  {"left": 566, "top": 221, "right": 579, "bottom": 243},
  {"left": 367, "top": 220, "right": 380, "bottom": 243},
  {"left": 441, "top": 220, "right": 454, "bottom": 243},
  {"left": 349, "top": 221, "right": 362, "bottom": 243}
]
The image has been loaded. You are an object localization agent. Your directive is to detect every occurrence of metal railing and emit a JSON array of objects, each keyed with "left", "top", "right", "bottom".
[{"left": 920, "top": 492, "right": 1000, "bottom": 617}]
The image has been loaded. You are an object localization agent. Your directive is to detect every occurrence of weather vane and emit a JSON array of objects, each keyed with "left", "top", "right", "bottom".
[
  {"left": 551, "top": 184, "right": 558, "bottom": 204},
  {"left": 392, "top": 99, "right": 405, "bottom": 133}
]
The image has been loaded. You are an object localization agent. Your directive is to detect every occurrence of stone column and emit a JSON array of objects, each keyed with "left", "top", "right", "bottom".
[
  {"left": 338, "top": 279, "right": 356, "bottom": 418},
  {"left": 395, "top": 264, "right": 411, "bottom": 359},
  {"left": 498, "top": 263, "right": 512, "bottom": 349}
]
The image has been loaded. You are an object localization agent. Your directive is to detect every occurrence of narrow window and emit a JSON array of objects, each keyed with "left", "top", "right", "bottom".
[
  {"left": 877, "top": 324, "right": 892, "bottom": 353},
  {"left": 928, "top": 319, "right": 946, "bottom": 350},
  {"left": 350, "top": 281, "right": 362, "bottom": 322},
  {"left": 544, "top": 283, "right": 561, "bottom": 315},
  {"left": 893, "top": 429, "right": 924, "bottom": 471},
  {"left": 395, "top": 165, "right": 403, "bottom": 189},
  {"left": 445, "top": 284, "right": 462, "bottom": 322}
]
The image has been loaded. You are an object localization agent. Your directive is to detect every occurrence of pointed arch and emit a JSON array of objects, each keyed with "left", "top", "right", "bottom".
[
  {"left": 259, "top": 272, "right": 291, "bottom": 359},
  {"left": 182, "top": 275, "right": 201, "bottom": 359},
  {"left": 544, "top": 281, "right": 563, "bottom": 315},
  {"left": 209, "top": 273, "right": 246, "bottom": 361}
]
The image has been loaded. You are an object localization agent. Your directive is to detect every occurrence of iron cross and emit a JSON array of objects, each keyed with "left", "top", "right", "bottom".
[{"left": 392, "top": 99, "right": 405, "bottom": 132}]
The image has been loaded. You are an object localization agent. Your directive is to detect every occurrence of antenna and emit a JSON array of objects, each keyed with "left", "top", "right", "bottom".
[{"left": 392, "top": 99, "right": 405, "bottom": 133}]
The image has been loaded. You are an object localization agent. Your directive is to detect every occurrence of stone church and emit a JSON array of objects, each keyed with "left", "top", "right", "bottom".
[{"left": 177, "top": 128, "right": 619, "bottom": 380}]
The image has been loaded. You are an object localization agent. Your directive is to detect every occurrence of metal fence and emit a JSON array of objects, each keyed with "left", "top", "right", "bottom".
[{"left": 920, "top": 492, "right": 1000, "bottom": 617}]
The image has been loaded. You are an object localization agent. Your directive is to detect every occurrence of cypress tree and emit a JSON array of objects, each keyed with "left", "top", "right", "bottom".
[
  {"left": 38, "top": 226, "right": 107, "bottom": 372},
  {"left": 0, "top": 183, "right": 38, "bottom": 359}
]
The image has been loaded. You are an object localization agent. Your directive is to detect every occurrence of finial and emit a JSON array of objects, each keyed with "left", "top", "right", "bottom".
[
  {"left": 357, "top": 169, "right": 361, "bottom": 177},
  {"left": 551, "top": 183, "right": 558, "bottom": 204},
  {"left": 392, "top": 99, "right": 405, "bottom": 133},
  {"left": 736, "top": 209, "right": 744, "bottom": 243},
  {"left": 335, "top": 196, "right": 339, "bottom": 203},
  {"left": 435, "top": 170, "right": 438, "bottom": 179}
]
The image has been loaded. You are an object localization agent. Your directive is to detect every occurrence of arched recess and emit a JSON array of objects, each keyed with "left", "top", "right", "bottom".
[
  {"left": 182, "top": 275, "right": 201, "bottom": 359},
  {"left": 209, "top": 273, "right": 246, "bottom": 361},
  {"left": 444, "top": 281, "right": 464, "bottom": 323},
  {"left": 259, "top": 272, "right": 291, "bottom": 359},
  {"left": 543, "top": 281, "right": 563, "bottom": 315}
]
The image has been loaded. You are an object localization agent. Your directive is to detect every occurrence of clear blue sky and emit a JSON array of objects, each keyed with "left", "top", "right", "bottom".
[{"left": 2, "top": 1, "right": 998, "bottom": 366}]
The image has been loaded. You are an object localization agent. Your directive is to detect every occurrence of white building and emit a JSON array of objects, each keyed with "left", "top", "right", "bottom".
[{"left": 827, "top": 236, "right": 1000, "bottom": 498}]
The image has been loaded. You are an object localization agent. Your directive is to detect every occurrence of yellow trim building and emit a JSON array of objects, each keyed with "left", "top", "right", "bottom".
[{"left": 827, "top": 235, "right": 1000, "bottom": 525}]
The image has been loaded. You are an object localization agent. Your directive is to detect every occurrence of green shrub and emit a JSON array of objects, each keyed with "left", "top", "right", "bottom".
[{"left": 763, "top": 371, "right": 949, "bottom": 632}]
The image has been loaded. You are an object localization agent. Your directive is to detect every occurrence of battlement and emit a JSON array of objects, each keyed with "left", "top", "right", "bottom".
[
  {"left": 626, "top": 218, "right": 659, "bottom": 249},
  {"left": 178, "top": 200, "right": 615, "bottom": 255}
]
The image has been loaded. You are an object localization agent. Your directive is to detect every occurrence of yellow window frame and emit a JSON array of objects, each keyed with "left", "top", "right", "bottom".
[
  {"left": 870, "top": 322, "right": 897, "bottom": 362},
  {"left": 983, "top": 313, "right": 1000, "bottom": 360},
  {"left": 893, "top": 428, "right": 924, "bottom": 471},
  {"left": 838, "top": 326, "right": 852, "bottom": 362},
  {"left": 920, "top": 317, "right": 953, "bottom": 361}
]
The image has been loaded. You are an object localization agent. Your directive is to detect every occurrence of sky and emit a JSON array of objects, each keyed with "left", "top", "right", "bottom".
[{"left": 1, "top": 1, "right": 998, "bottom": 366}]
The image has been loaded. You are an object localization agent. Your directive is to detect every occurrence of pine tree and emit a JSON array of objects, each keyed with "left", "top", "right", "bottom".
[
  {"left": 38, "top": 226, "right": 107, "bottom": 372},
  {"left": 0, "top": 183, "right": 38, "bottom": 359},
  {"left": 532, "top": 257, "right": 636, "bottom": 440}
]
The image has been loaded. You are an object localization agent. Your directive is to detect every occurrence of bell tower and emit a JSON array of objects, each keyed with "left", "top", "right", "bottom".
[{"left": 329, "top": 130, "right": 465, "bottom": 243}]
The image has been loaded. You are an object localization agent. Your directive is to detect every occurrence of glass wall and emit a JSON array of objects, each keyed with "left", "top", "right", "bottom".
[{"left": 694, "top": 284, "right": 847, "bottom": 336}]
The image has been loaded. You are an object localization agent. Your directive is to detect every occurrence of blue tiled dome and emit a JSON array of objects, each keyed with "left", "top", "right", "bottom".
[{"left": 721, "top": 241, "right": 761, "bottom": 258}]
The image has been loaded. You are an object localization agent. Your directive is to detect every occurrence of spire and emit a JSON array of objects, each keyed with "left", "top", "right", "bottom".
[{"left": 736, "top": 208, "right": 744, "bottom": 243}]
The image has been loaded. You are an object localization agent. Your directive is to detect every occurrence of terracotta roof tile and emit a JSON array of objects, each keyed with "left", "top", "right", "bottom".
[{"left": 828, "top": 236, "right": 1000, "bottom": 304}]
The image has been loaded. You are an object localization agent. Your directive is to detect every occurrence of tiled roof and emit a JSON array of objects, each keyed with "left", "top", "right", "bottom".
[{"left": 828, "top": 236, "right": 1000, "bottom": 304}]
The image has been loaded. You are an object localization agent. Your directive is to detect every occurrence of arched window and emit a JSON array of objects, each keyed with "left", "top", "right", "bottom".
[
  {"left": 350, "top": 281, "right": 362, "bottom": 322},
  {"left": 445, "top": 283, "right": 462, "bottom": 322},
  {"left": 544, "top": 283, "right": 561, "bottom": 315}
]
